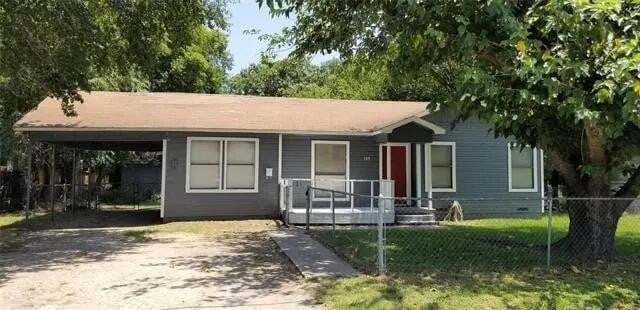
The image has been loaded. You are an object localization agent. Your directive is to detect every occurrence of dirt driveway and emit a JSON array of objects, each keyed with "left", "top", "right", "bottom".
[{"left": 0, "top": 217, "right": 316, "bottom": 309}]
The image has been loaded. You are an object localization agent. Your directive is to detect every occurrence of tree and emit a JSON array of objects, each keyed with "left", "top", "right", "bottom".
[
  {"left": 229, "top": 56, "right": 389, "bottom": 99},
  {"left": 0, "top": 0, "right": 230, "bottom": 164},
  {"left": 229, "top": 56, "right": 314, "bottom": 96},
  {"left": 264, "top": 0, "right": 640, "bottom": 258},
  {"left": 150, "top": 25, "right": 231, "bottom": 93},
  {"left": 287, "top": 58, "right": 388, "bottom": 100}
]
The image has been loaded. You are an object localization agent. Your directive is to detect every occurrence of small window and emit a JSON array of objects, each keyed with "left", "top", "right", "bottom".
[
  {"left": 509, "top": 144, "right": 537, "bottom": 192},
  {"left": 312, "top": 141, "right": 349, "bottom": 199},
  {"left": 429, "top": 142, "right": 456, "bottom": 192},
  {"left": 187, "top": 138, "right": 259, "bottom": 192}
]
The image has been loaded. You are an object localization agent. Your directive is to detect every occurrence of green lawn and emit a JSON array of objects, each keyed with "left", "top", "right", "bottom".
[
  {"left": 309, "top": 214, "right": 640, "bottom": 309},
  {"left": 0, "top": 212, "right": 24, "bottom": 228},
  {"left": 315, "top": 263, "right": 640, "bottom": 309},
  {"left": 311, "top": 214, "right": 640, "bottom": 274}
]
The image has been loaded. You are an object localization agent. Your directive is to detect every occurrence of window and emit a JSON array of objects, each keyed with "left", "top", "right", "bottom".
[
  {"left": 508, "top": 143, "right": 537, "bottom": 192},
  {"left": 186, "top": 138, "right": 259, "bottom": 193},
  {"left": 428, "top": 142, "right": 456, "bottom": 192},
  {"left": 189, "top": 140, "right": 222, "bottom": 190},
  {"left": 312, "top": 141, "right": 349, "bottom": 200}
]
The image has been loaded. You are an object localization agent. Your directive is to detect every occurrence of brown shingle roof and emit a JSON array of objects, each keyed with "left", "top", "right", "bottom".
[{"left": 15, "top": 91, "right": 430, "bottom": 135}]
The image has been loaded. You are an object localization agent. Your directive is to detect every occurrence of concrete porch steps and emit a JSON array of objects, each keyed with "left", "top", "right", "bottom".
[{"left": 394, "top": 207, "right": 437, "bottom": 225}]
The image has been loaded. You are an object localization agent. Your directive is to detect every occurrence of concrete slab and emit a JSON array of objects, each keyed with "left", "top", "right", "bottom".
[{"left": 270, "top": 228, "right": 359, "bottom": 278}]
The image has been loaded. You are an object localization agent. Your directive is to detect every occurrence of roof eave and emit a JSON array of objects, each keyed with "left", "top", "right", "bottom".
[{"left": 14, "top": 126, "right": 379, "bottom": 136}]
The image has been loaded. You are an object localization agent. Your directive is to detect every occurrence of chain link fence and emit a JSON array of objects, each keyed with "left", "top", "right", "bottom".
[
  {"left": 303, "top": 186, "right": 640, "bottom": 275},
  {"left": 24, "top": 182, "right": 161, "bottom": 214}
]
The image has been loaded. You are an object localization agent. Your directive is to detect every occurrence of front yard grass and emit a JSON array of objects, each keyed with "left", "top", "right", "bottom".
[
  {"left": 0, "top": 212, "right": 23, "bottom": 228},
  {"left": 310, "top": 214, "right": 640, "bottom": 273},
  {"left": 316, "top": 262, "right": 640, "bottom": 309},
  {"left": 0, "top": 210, "right": 281, "bottom": 236},
  {"left": 310, "top": 214, "right": 640, "bottom": 309}
]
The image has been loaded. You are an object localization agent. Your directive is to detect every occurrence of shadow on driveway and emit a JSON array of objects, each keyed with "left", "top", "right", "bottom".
[{"left": 0, "top": 219, "right": 315, "bottom": 308}]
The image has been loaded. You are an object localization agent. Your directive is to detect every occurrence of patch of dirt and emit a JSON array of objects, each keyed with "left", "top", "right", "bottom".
[{"left": 0, "top": 225, "right": 317, "bottom": 309}]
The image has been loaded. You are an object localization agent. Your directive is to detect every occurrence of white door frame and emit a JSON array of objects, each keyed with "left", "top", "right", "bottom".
[{"left": 378, "top": 142, "right": 412, "bottom": 198}]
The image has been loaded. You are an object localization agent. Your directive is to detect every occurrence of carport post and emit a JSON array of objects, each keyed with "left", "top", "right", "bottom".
[
  {"left": 305, "top": 186, "right": 311, "bottom": 231},
  {"left": 71, "top": 148, "right": 77, "bottom": 214},
  {"left": 49, "top": 144, "right": 55, "bottom": 221},
  {"left": 24, "top": 142, "right": 32, "bottom": 220}
]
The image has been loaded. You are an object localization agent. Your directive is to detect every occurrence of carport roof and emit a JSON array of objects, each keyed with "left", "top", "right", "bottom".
[{"left": 15, "top": 91, "right": 442, "bottom": 135}]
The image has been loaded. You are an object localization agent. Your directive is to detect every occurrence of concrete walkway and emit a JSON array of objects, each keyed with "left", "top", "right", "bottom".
[{"left": 270, "top": 228, "right": 359, "bottom": 278}]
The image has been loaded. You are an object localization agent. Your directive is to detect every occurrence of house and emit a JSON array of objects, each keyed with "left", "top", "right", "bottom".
[{"left": 15, "top": 91, "right": 544, "bottom": 223}]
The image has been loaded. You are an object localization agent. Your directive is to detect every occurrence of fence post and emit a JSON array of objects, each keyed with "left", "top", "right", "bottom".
[
  {"left": 305, "top": 186, "right": 311, "bottom": 231},
  {"left": 546, "top": 184, "right": 553, "bottom": 268},
  {"left": 135, "top": 182, "right": 140, "bottom": 210},
  {"left": 95, "top": 184, "right": 100, "bottom": 210},
  {"left": 63, "top": 184, "right": 67, "bottom": 211},
  {"left": 71, "top": 149, "right": 77, "bottom": 213},
  {"left": 377, "top": 195, "right": 386, "bottom": 276},
  {"left": 330, "top": 191, "right": 336, "bottom": 240},
  {"left": 24, "top": 143, "right": 32, "bottom": 220},
  {"left": 88, "top": 182, "right": 93, "bottom": 210},
  {"left": 49, "top": 145, "right": 55, "bottom": 221}
]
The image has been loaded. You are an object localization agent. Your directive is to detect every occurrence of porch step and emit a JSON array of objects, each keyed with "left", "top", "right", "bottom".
[
  {"left": 395, "top": 207, "right": 434, "bottom": 215},
  {"left": 395, "top": 207, "right": 437, "bottom": 225},
  {"left": 395, "top": 214, "right": 437, "bottom": 225}
]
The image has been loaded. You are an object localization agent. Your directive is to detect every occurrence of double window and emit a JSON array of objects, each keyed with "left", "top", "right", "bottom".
[
  {"left": 312, "top": 141, "right": 349, "bottom": 199},
  {"left": 427, "top": 142, "right": 456, "bottom": 192},
  {"left": 508, "top": 144, "right": 537, "bottom": 192},
  {"left": 186, "top": 137, "right": 259, "bottom": 193}
]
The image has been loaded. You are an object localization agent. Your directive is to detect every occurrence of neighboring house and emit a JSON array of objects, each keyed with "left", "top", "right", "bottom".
[
  {"left": 611, "top": 157, "right": 640, "bottom": 210},
  {"left": 15, "top": 92, "right": 543, "bottom": 222},
  {"left": 120, "top": 164, "right": 162, "bottom": 192}
]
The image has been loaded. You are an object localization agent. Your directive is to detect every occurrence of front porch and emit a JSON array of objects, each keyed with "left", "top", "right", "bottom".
[{"left": 279, "top": 178, "right": 436, "bottom": 225}]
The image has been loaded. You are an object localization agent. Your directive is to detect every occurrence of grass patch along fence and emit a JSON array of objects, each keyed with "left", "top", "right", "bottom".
[
  {"left": 310, "top": 213, "right": 640, "bottom": 274},
  {"left": 304, "top": 186, "right": 640, "bottom": 275}
]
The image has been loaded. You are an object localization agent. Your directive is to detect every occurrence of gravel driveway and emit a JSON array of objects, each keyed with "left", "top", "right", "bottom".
[{"left": 0, "top": 226, "right": 316, "bottom": 309}]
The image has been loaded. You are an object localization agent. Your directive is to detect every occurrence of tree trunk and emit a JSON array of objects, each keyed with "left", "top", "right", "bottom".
[
  {"left": 551, "top": 124, "right": 633, "bottom": 260},
  {"left": 554, "top": 199, "right": 626, "bottom": 259}
]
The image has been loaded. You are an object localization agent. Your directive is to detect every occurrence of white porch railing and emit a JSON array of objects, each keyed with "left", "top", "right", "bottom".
[
  {"left": 279, "top": 178, "right": 395, "bottom": 225},
  {"left": 279, "top": 178, "right": 387, "bottom": 213}
]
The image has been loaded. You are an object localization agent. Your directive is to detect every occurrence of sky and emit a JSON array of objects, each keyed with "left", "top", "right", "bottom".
[{"left": 227, "top": 0, "right": 335, "bottom": 74}]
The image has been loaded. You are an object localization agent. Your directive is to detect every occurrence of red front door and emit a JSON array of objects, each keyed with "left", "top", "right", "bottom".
[{"left": 381, "top": 145, "right": 409, "bottom": 198}]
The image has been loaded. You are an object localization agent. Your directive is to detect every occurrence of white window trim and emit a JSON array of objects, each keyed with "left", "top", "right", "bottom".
[
  {"left": 311, "top": 140, "right": 350, "bottom": 201},
  {"left": 186, "top": 137, "right": 260, "bottom": 193},
  {"left": 426, "top": 141, "right": 457, "bottom": 192},
  {"left": 507, "top": 143, "right": 538, "bottom": 193}
]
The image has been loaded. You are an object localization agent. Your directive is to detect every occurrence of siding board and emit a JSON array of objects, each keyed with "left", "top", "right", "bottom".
[
  {"left": 164, "top": 133, "right": 279, "bottom": 219},
  {"left": 422, "top": 111, "right": 543, "bottom": 217}
]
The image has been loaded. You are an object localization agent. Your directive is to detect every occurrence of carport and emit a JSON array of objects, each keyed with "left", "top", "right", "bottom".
[{"left": 16, "top": 128, "right": 168, "bottom": 220}]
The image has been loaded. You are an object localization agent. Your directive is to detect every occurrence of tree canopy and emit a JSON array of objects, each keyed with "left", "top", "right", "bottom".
[
  {"left": 0, "top": 0, "right": 231, "bottom": 164},
  {"left": 228, "top": 56, "right": 314, "bottom": 96},
  {"left": 263, "top": 0, "right": 640, "bottom": 257},
  {"left": 228, "top": 53, "right": 454, "bottom": 101}
]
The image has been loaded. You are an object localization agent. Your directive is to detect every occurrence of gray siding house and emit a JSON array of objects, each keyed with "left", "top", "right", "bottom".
[{"left": 16, "top": 92, "right": 544, "bottom": 222}]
